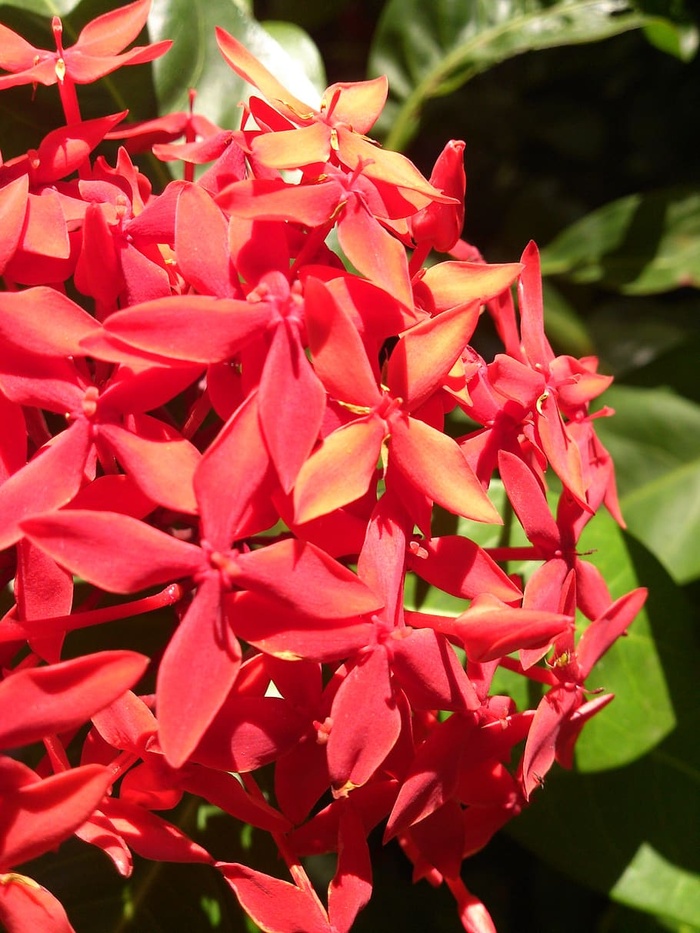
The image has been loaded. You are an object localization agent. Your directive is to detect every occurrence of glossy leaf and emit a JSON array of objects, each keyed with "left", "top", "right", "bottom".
[
  {"left": 510, "top": 535, "right": 700, "bottom": 926},
  {"left": 369, "top": 0, "right": 667, "bottom": 150},
  {"left": 541, "top": 186, "right": 700, "bottom": 294},
  {"left": 594, "top": 385, "right": 700, "bottom": 583}
]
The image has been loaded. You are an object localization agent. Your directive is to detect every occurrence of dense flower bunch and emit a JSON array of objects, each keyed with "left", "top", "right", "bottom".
[{"left": 0, "top": 2, "right": 646, "bottom": 931}]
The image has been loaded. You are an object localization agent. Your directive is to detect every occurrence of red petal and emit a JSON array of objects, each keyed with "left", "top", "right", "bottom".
[
  {"left": 218, "top": 862, "right": 331, "bottom": 933},
  {"left": 0, "top": 872, "right": 75, "bottom": 933},
  {"left": 390, "top": 416, "right": 501, "bottom": 524},
  {"left": 259, "top": 320, "right": 326, "bottom": 492},
  {"left": 293, "top": 417, "right": 385, "bottom": 524},
  {"left": 98, "top": 416, "right": 200, "bottom": 514},
  {"left": 0, "top": 175, "right": 28, "bottom": 274},
  {"left": 215, "top": 27, "right": 313, "bottom": 120},
  {"left": 0, "top": 422, "right": 92, "bottom": 552},
  {"left": 577, "top": 587, "right": 647, "bottom": 680},
  {"left": 175, "top": 182, "right": 237, "bottom": 297},
  {"left": 0, "top": 762, "right": 113, "bottom": 870},
  {"left": 454, "top": 595, "right": 571, "bottom": 662},
  {"left": 407, "top": 534, "right": 521, "bottom": 603},
  {"left": 194, "top": 390, "right": 273, "bottom": 548},
  {"left": 391, "top": 628, "right": 480, "bottom": 712},
  {"left": 0, "top": 287, "right": 100, "bottom": 357},
  {"left": 238, "top": 538, "right": 382, "bottom": 619},
  {"left": 420, "top": 260, "right": 522, "bottom": 313},
  {"left": 21, "top": 510, "right": 204, "bottom": 593},
  {"left": 99, "top": 797, "right": 213, "bottom": 864},
  {"left": 387, "top": 301, "right": 481, "bottom": 411},
  {"left": 518, "top": 241, "right": 554, "bottom": 368},
  {"left": 157, "top": 577, "right": 240, "bottom": 768},
  {"left": 337, "top": 202, "right": 413, "bottom": 309},
  {"left": 76, "top": 0, "right": 151, "bottom": 56},
  {"left": 304, "top": 276, "right": 382, "bottom": 407},
  {"left": 0, "top": 651, "right": 148, "bottom": 749},
  {"left": 327, "top": 647, "right": 401, "bottom": 794},
  {"left": 497, "top": 449, "right": 560, "bottom": 551},
  {"left": 328, "top": 802, "right": 373, "bottom": 933},
  {"left": 104, "top": 296, "right": 268, "bottom": 362}
]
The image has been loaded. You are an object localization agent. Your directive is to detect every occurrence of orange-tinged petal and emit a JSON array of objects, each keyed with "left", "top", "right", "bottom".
[
  {"left": 323, "top": 76, "right": 388, "bottom": 134},
  {"left": 304, "top": 276, "right": 382, "bottom": 407},
  {"left": 215, "top": 27, "right": 313, "bottom": 119},
  {"left": 390, "top": 416, "right": 501, "bottom": 524},
  {"left": 420, "top": 261, "right": 522, "bottom": 313},
  {"left": 294, "top": 417, "right": 385, "bottom": 524},
  {"left": 387, "top": 300, "right": 481, "bottom": 411},
  {"left": 252, "top": 122, "right": 331, "bottom": 169}
]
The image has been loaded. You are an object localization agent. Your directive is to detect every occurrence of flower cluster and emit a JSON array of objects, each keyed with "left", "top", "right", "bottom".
[{"left": 0, "top": 3, "right": 645, "bottom": 931}]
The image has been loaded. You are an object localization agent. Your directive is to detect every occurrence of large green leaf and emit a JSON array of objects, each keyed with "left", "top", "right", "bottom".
[
  {"left": 408, "top": 489, "right": 677, "bottom": 768},
  {"left": 147, "top": 0, "right": 324, "bottom": 132},
  {"left": 595, "top": 385, "right": 700, "bottom": 583},
  {"left": 540, "top": 186, "right": 700, "bottom": 294},
  {"left": 368, "top": 0, "right": 681, "bottom": 151},
  {"left": 573, "top": 512, "right": 675, "bottom": 770},
  {"left": 509, "top": 534, "right": 700, "bottom": 927}
]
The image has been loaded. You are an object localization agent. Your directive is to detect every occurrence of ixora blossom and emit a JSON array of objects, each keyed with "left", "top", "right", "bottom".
[{"left": 0, "top": 6, "right": 645, "bottom": 933}]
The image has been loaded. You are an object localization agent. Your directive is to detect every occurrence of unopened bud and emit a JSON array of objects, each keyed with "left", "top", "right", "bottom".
[{"left": 408, "top": 139, "right": 466, "bottom": 252}]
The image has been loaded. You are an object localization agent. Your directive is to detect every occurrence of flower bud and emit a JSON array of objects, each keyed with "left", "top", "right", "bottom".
[{"left": 408, "top": 139, "right": 466, "bottom": 252}]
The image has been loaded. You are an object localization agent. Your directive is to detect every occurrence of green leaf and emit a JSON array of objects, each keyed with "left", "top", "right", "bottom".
[
  {"left": 542, "top": 279, "right": 596, "bottom": 358},
  {"left": 0, "top": 0, "right": 79, "bottom": 16},
  {"left": 262, "top": 20, "right": 326, "bottom": 91},
  {"left": 573, "top": 512, "right": 675, "bottom": 770},
  {"left": 147, "top": 0, "right": 323, "bottom": 132},
  {"left": 509, "top": 535, "right": 700, "bottom": 927},
  {"left": 368, "top": 0, "right": 657, "bottom": 151},
  {"left": 595, "top": 385, "right": 700, "bottom": 583},
  {"left": 540, "top": 186, "right": 700, "bottom": 294}
]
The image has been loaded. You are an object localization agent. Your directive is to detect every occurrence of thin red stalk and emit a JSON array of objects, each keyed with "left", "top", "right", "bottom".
[{"left": 240, "top": 772, "right": 327, "bottom": 911}]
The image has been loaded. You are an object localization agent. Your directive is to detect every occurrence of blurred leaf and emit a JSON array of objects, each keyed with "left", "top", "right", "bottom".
[
  {"left": 586, "top": 295, "right": 700, "bottom": 380},
  {"left": 595, "top": 385, "right": 700, "bottom": 583},
  {"left": 639, "top": 0, "right": 700, "bottom": 61},
  {"left": 541, "top": 186, "right": 700, "bottom": 294},
  {"left": 0, "top": 0, "right": 78, "bottom": 15},
  {"left": 147, "top": 0, "right": 323, "bottom": 132},
  {"left": 262, "top": 20, "right": 327, "bottom": 91},
  {"left": 644, "top": 17, "right": 699, "bottom": 60},
  {"left": 510, "top": 534, "right": 700, "bottom": 927},
  {"left": 602, "top": 901, "right": 700, "bottom": 932},
  {"left": 542, "top": 279, "right": 596, "bottom": 357},
  {"left": 618, "top": 334, "right": 700, "bottom": 405},
  {"left": 368, "top": 0, "right": 661, "bottom": 151}
]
